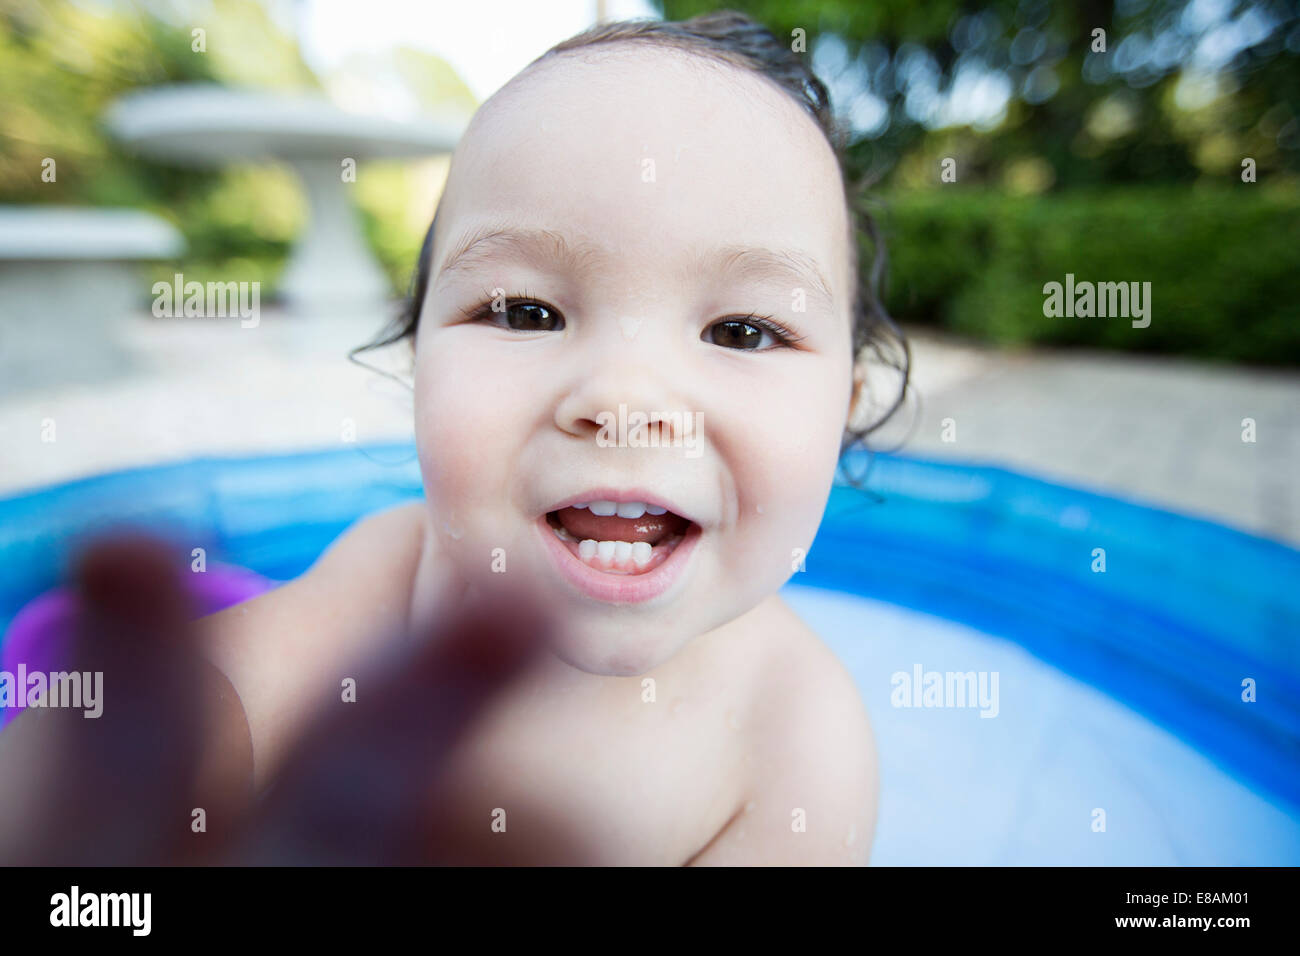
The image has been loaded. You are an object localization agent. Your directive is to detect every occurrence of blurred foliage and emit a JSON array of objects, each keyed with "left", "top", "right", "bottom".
[
  {"left": 0, "top": 0, "right": 464, "bottom": 297},
  {"left": 881, "top": 185, "right": 1300, "bottom": 362},
  {"left": 0, "top": 0, "right": 320, "bottom": 290},
  {"left": 659, "top": 0, "right": 1300, "bottom": 188},
  {"left": 355, "top": 156, "right": 450, "bottom": 294}
]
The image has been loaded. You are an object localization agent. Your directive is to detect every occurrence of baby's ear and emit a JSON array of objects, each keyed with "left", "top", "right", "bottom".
[{"left": 847, "top": 364, "right": 865, "bottom": 426}]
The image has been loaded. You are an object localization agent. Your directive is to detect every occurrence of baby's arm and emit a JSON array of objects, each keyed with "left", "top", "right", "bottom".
[
  {"left": 197, "top": 500, "right": 434, "bottom": 789},
  {"left": 689, "top": 611, "right": 878, "bottom": 866}
]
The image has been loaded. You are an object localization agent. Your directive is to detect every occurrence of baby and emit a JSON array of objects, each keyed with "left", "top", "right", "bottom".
[{"left": 201, "top": 11, "right": 906, "bottom": 865}]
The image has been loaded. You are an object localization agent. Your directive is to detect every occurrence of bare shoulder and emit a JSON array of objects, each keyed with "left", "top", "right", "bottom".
[
  {"left": 197, "top": 499, "right": 429, "bottom": 784},
  {"left": 284, "top": 497, "right": 429, "bottom": 628},
  {"left": 690, "top": 594, "right": 879, "bottom": 865},
  {"left": 201, "top": 498, "right": 427, "bottom": 646}
]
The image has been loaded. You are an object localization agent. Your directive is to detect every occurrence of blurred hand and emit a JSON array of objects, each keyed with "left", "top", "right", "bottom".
[{"left": 0, "top": 535, "right": 579, "bottom": 865}]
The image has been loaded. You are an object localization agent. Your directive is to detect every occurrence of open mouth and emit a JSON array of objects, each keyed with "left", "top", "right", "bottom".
[{"left": 544, "top": 501, "right": 695, "bottom": 576}]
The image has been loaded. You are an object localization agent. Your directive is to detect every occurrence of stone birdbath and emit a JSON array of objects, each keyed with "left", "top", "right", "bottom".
[{"left": 106, "top": 85, "right": 462, "bottom": 317}]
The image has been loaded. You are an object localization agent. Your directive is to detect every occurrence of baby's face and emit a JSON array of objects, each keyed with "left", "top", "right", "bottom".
[{"left": 414, "top": 48, "right": 855, "bottom": 675}]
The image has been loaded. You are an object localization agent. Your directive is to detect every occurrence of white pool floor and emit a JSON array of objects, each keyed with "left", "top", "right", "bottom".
[{"left": 782, "top": 584, "right": 1300, "bottom": 865}]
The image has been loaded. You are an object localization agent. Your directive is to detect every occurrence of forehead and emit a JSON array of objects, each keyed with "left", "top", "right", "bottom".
[{"left": 433, "top": 45, "right": 852, "bottom": 299}]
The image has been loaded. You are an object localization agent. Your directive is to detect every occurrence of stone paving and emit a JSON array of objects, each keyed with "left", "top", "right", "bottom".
[
  {"left": 0, "top": 307, "right": 416, "bottom": 495},
  {"left": 2, "top": 311, "right": 1296, "bottom": 546}
]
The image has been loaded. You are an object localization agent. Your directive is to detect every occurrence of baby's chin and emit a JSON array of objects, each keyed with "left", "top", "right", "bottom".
[
  {"left": 437, "top": 544, "right": 704, "bottom": 676},
  {"left": 544, "top": 621, "right": 700, "bottom": 677},
  {"left": 531, "top": 569, "right": 747, "bottom": 677}
]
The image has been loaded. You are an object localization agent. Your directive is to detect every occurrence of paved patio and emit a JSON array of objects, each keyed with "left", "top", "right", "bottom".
[{"left": 1, "top": 312, "right": 1296, "bottom": 546}]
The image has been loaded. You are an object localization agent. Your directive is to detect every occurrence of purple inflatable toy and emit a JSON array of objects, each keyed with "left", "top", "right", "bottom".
[{"left": 0, "top": 564, "right": 275, "bottom": 729}]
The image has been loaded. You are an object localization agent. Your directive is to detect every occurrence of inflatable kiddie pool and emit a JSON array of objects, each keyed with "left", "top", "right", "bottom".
[{"left": 1, "top": 442, "right": 1297, "bottom": 864}]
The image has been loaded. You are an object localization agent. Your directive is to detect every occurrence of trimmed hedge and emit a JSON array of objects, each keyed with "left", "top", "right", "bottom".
[{"left": 877, "top": 189, "right": 1300, "bottom": 365}]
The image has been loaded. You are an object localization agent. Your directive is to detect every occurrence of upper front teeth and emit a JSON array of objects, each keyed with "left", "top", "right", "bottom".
[{"left": 575, "top": 500, "right": 668, "bottom": 519}]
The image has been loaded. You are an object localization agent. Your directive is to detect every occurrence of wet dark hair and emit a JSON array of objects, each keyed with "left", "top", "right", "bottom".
[{"left": 353, "top": 10, "right": 910, "bottom": 476}]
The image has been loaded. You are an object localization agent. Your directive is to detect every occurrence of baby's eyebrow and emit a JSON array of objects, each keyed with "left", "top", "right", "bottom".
[
  {"left": 435, "top": 224, "right": 836, "bottom": 312},
  {"left": 434, "top": 225, "right": 607, "bottom": 289},
  {"left": 710, "top": 245, "right": 836, "bottom": 314}
]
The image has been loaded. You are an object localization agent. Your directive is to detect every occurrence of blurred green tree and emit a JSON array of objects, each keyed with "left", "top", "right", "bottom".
[
  {"left": 657, "top": 0, "right": 1299, "bottom": 188},
  {"left": 0, "top": 0, "right": 319, "bottom": 289}
]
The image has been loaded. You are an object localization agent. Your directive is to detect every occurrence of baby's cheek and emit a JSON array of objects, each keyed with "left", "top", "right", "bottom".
[
  {"left": 414, "top": 345, "right": 514, "bottom": 531},
  {"left": 727, "top": 369, "right": 847, "bottom": 583},
  {"left": 733, "top": 474, "right": 831, "bottom": 592}
]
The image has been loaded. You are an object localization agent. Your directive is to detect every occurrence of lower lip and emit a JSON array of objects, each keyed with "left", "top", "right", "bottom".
[{"left": 535, "top": 515, "right": 702, "bottom": 605}]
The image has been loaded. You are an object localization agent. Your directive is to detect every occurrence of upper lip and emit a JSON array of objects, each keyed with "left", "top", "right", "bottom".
[{"left": 543, "top": 488, "right": 701, "bottom": 526}]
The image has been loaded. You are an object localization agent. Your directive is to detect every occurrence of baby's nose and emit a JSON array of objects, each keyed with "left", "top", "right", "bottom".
[{"left": 553, "top": 358, "right": 695, "bottom": 447}]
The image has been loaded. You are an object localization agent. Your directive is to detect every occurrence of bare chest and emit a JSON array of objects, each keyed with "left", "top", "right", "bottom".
[{"left": 435, "top": 668, "right": 755, "bottom": 865}]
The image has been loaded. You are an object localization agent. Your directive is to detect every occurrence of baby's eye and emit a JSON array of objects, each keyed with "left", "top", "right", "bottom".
[
  {"left": 477, "top": 300, "right": 565, "bottom": 333},
  {"left": 704, "top": 317, "right": 794, "bottom": 351}
]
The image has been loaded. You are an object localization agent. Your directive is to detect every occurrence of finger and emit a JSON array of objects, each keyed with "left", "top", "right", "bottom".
[
  {"left": 230, "top": 582, "right": 551, "bottom": 865},
  {"left": 19, "top": 535, "right": 206, "bottom": 865},
  {"left": 75, "top": 534, "right": 196, "bottom": 645}
]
